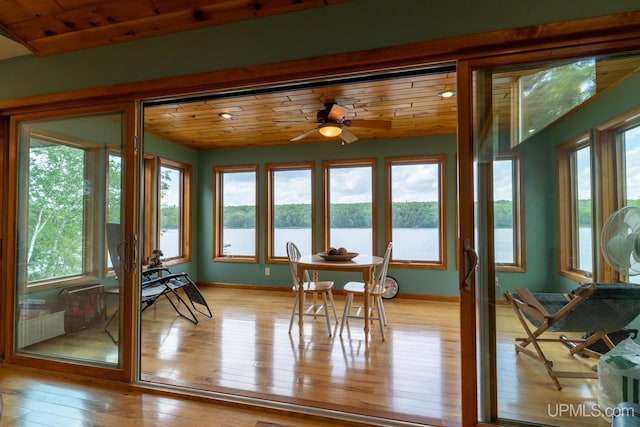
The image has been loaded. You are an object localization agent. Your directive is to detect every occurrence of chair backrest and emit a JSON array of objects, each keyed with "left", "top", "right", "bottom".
[
  {"left": 374, "top": 242, "right": 393, "bottom": 288},
  {"left": 528, "top": 283, "right": 640, "bottom": 333},
  {"left": 286, "top": 241, "right": 309, "bottom": 289}
]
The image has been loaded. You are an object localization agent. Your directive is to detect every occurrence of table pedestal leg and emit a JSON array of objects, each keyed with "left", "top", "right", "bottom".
[{"left": 363, "top": 266, "right": 374, "bottom": 342}]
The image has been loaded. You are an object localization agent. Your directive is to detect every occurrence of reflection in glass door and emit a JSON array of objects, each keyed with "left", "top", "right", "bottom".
[
  {"left": 473, "top": 52, "right": 640, "bottom": 425},
  {"left": 14, "top": 111, "right": 126, "bottom": 368}
]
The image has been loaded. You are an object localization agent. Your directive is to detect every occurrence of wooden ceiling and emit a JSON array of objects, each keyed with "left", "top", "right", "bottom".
[
  {"left": 144, "top": 55, "right": 640, "bottom": 150},
  {"left": 144, "top": 69, "right": 459, "bottom": 150},
  {"left": 0, "top": 0, "right": 349, "bottom": 56}
]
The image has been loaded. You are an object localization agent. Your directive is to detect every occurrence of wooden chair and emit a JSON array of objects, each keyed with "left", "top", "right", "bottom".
[
  {"left": 504, "top": 282, "right": 640, "bottom": 390},
  {"left": 340, "top": 242, "right": 392, "bottom": 340},
  {"left": 286, "top": 241, "right": 338, "bottom": 336}
]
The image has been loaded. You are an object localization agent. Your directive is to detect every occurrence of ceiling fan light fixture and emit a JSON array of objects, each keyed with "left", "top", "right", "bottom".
[{"left": 318, "top": 123, "right": 343, "bottom": 137}]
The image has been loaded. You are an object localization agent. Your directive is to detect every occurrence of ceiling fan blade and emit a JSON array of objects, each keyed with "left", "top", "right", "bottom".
[
  {"left": 347, "top": 119, "right": 392, "bottom": 129},
  {"left": 327, "top": 104, "right": 348, "bottom": 121},
  {"left": 340, "top": 127, "right": 359, "bottom": 144},
  {"left": 273, "top": 120, "right": 310, "bottom": 125},
  {"left": 290, "top": 127, "right": 318, "bottom": 141}
]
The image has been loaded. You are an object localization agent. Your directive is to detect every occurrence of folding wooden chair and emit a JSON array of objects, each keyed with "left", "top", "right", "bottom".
[{"left": 504, "top": 283, "right": 640, "bottom": 390}]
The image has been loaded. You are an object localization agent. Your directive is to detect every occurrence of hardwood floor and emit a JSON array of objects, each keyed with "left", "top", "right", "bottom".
[
  {"left": 0, "top": 364, "right": 354, "bottom": 427},
  {"left": 3, "top": 286, "right": 614, "bottom": 426},
  {"left": 140, "top": 287, "right": 461, "bottom": 426}
]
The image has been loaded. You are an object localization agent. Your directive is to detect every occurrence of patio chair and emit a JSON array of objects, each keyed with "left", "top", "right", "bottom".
[
  {"left": 339, "top": 242, "right": 392, "bottom": 340},
  {"left": 141, "top": 267, "right": 212, "bottom": 322},
  {"left": 286, "top": 241, "right": 338, "bottom": 336},
  {"left": 106, "top": 223, "right": 212, "bottom": 326},
  {"left": 504, "top": 282, "right": 640, "bottom": 390}
]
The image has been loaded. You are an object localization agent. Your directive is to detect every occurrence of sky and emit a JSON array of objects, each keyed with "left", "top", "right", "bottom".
[
  {"left": 223, "top": 171, "right": 256, "bottom": 206},
  {"left": 160, "top": 167, "right": 180, "bottom": 206},
  {"left": 222, "top": 164, "right": 443, "bottom": 206},
  {"left": 626, "top": 126, "right": 640, "bottom": 200},
  {"left": 492, "top": 160, "right": 513, "bottom": 201},
  {"left": 205, "top": 124, "right": 640, "bottom": 207},
  {"left": 273, "top": 169, "right": 311, "bottom": 204},
  {"left": 329, "top": 167, "right": 372, "bottom": 204},
  {"left": 390, "top": 164, "right": 440, "bottom": 202}
]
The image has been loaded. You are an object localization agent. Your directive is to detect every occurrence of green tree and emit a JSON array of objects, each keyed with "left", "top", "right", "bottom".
[
  {"left": 223, "top": 206, "right": 255, "bottom": 228},
  {"left": 107, "top": 154, "right": 121, "bottom": 223},
  {"left": 493, "top": 200, "right": 513, "bottom": 228},
  {"left": 273, "top": 204, "right": 311, "bottom": 228},
  {"left": 27, "top": 144, "right": 86, "bottom": 281},
  {"left": 521, "top": 59, "right": 595, "bottom": 140}
]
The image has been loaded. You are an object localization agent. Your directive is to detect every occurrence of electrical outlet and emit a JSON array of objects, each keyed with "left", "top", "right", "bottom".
[{"left": 265, "top": 267, "right": 270, "bottom": 276}]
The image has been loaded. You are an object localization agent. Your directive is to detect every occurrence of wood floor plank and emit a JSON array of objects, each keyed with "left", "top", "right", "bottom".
[{"left": 3, "top": 287, "right": 616, "bottom": 426}]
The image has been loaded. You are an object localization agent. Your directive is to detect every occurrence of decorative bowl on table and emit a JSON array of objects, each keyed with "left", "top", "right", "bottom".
[{"left": 317, "top": 251, "right": 359, "bottom": 261}]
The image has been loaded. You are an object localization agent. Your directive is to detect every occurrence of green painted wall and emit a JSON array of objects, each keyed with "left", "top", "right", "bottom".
[{"left": 493, "top": 128, "right": 556, "bottom": 294}]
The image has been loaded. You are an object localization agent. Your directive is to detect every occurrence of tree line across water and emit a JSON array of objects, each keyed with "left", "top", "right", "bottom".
[
  {"left": 222, "top": 201, "right": 508, "bottom": 228},
  {"left": 164, "top": 199, "right": 632, "bottom": 230}
]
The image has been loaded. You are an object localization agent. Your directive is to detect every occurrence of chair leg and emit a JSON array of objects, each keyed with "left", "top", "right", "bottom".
[
  {"left": 321, "top": 291, "right": 332, "bottom": 336},
  {"left": 375, "top": 296, "right": 386, "bottom": 341},
  {"left": 328, "top": 290, "right": 338, "bottom": 324},
  {"left": 376, "top": 296, "right": 387, "bottom": 325},
  {"left": 289, "top": 293, "right": 299, "bottom": 334},
  {"left": 162, "top": 289, "right": 199, "bottom": 324},
  {"left": 509, "top": 298, "right": 563, "bottom": 390},
  {"left": 340, "top": 293, "right": 354, "bottom": 336},
  {"left": 312, "top": 292, "right": 318, "bottom": 318}
]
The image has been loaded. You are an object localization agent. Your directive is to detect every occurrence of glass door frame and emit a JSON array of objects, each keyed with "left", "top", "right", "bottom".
[
  {"left": 1, "top": 101, "right": 139, "bottom": 382},
  {"left": 458, "top": 39, "right": 640, "bottom": 426},
  {"left": 0, "top": 11, "right": 638, "bottom": 424}
]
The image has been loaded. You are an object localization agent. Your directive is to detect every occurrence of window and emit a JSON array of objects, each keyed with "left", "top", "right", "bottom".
[
  {"left": 322, "top": 160, "right": 375, "bottom": 255},
  {"left": 20, "top": 128, "right": 100, "bottom": 286},
  {"left": 266, "top": 163, "right": 314, "bottom": 261},
  {"left": 557, "top": 134, "right": 593, "bottom": 281},
  {"left": 158, "top": 158, "right": 191, "bottom": 262},
  {"left": 386, "top": 156, "right": 446, "bottom": 268},
  {"left": 142, "top": 155, "right": 156, "bottom": 266},
  {"left": 106, "top": 150, "right": 122, "bottom": 270},
  {"left": 494, "top": 152, "right": 525, "bottom": 271},
  {"left": 107, "top": 151, "right": 122, "bottom": 224},
  {"left": 214, "top": 165, "right": 258, "bottom": 261},
  {"left": 620, "top": 124, "right": 640, "bottom": 207},
  {"left": 619, "top": 124, "right": 640, "bottom": 283},
  {"left": 514, "top": 59, "right": 596, "bottom": 144}
]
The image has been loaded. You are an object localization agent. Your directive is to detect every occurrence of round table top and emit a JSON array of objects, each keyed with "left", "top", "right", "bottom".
[{"left": 296, "top": 254, "right": 383, "bottom": 270}]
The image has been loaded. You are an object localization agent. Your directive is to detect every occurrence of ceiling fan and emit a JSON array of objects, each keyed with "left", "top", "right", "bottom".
[{"left": 282, "top": 103, "right": 392, "bottom": 144}]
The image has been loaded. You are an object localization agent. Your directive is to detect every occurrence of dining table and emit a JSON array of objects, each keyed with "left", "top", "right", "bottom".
[{"left": 294, "top": 253, "right": 383, "bottom": 341}]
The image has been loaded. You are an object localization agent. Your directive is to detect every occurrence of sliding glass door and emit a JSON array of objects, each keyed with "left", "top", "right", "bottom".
[
  {"left": 8, "top": 104, "right": 138, "bottom": 380},
  {"left": 469, "top": 51, "right": 640, "bottom": 425}
]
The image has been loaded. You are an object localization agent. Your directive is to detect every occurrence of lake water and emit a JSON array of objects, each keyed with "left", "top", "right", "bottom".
[
  {"left": 160, "top": 226, "right": 640, "bottom": 284},
  {"left": 160, "top": 227, "right": 596, "bottom": 272},
  {"left": 224, "top": 228, "right": 506, "bottom": 262}
]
